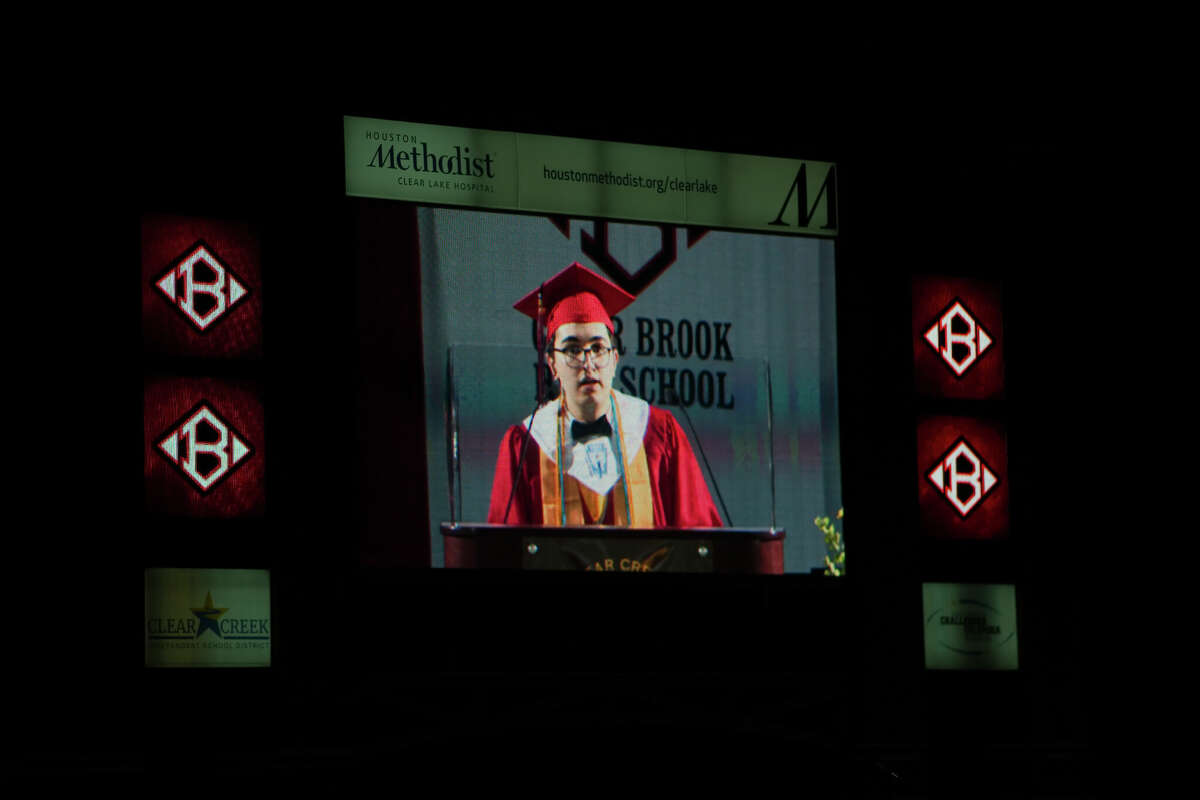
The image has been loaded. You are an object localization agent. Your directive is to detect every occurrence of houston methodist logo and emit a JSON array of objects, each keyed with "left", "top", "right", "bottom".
[
  {"left": 153, "top": 240, "right": 250, "bottom": 332},
  {"left": 926, "top": 437, "right": 1000, "bottom": 517},
  {"left": 922, "top": 298, "right": 994, "bottom": 377},
  {"left": 155, "top": 401, "right": 254, "bottom": 493}
]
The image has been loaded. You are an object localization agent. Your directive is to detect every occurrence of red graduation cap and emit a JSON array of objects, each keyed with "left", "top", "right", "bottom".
[{"left": 513, "top": 262, "right": 636, "bottom": 340}]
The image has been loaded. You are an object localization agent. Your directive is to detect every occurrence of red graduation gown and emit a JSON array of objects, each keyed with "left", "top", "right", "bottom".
[{"left": 487, "top": 405, "right": 723, "bottom": 528}]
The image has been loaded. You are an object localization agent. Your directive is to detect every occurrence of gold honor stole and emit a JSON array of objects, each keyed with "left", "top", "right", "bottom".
[{"left": 538, "top": 394, "right": 653, "bottom": 527}]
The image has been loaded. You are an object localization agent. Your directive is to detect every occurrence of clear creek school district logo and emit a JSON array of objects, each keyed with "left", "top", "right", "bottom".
[
  {"left": 153, "top": 240, "right": 251, "bottom": 332},
  {"left": 155, "top": 401, "right": 254, "bottom": 493},
  {"left": 146, "top": 591, "right": 270, "bottom": 641}
]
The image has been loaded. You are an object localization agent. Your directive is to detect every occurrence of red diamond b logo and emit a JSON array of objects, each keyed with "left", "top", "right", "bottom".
[
  {"left": 926, "top": 437, "right": 999, "bottom": 518},
  {"left": 155, "top": 401, "right": 254, "bottom": 493},
  {"left": 922, "top": 298, "right": 993, "bottom": 377},
  {"left": 153, "top": 241, "right": 250, "bottom": 332}
]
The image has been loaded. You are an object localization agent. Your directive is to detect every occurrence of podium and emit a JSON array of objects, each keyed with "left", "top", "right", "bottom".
[
  {"left": 444, "top": 347, "right": 787, "bottom": 574},
  {"left": 442, "top": 523, "right": 784, "bottom": 574}
]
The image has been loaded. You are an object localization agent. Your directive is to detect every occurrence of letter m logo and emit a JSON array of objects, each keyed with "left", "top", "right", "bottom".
[{"left": 768, "top": 162, "right": 837, "bottom": 233}]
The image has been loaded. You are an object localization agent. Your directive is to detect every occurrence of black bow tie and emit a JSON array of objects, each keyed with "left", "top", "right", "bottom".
[{"left": 571, "top": 417, "right": 612, "bottom": 442}]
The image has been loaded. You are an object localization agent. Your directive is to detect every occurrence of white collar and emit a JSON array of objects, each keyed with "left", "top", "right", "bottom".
[{"left": 523, "top": 389, "right": 649, "bottom": 466}]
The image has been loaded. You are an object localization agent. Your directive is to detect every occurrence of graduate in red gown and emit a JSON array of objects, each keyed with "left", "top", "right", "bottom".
[{"left": 488, "top": 263, "right": 723, "bottom": 529}]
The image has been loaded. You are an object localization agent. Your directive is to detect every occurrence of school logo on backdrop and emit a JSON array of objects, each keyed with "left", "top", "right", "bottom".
[
  {"left": 925, "top": 436, "right": 1000, "bottom": 518},
  {"left": 582, "top": 220, "right": 679, "bottom": 296},
  {"left": 546, "top": 218, "right": 713, "bottom": 296},
  {"left": 153, "top": 240, "right": 251, "bottom": 332},
  {"left": 155, "top": 401, "right": 254, "bottom": 493},
  {"left": 922, "top": 298, "right": 994, "bottom": 378}
]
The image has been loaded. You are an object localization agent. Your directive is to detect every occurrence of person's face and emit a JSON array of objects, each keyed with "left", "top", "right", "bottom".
[{"left": 551, "top": 321, "right": 619, "bottom": 421}]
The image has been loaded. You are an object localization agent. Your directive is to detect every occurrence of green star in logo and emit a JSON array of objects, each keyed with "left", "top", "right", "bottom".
[{"left": 191, "top": 591, "right": 229, "bottom": 639}]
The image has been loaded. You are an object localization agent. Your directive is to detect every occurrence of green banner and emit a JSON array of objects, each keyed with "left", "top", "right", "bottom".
[
  {"left": 922, "top": 583, "right": 1019, "bottom": 671},
  {"left": 145, "top": 568, "right": 271, "bottom": 668},
  {"left": 344, "top": 116, "right": 837, "bottom": 237}
]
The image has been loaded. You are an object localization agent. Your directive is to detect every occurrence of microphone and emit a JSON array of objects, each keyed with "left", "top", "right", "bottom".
[{"left": 662, "top": 388, "right": 732, "bottom": 527}]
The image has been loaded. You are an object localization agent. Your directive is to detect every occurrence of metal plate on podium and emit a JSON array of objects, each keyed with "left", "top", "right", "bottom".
[{"left": 442, "top": 523, "right": 784, "bottom": 574}]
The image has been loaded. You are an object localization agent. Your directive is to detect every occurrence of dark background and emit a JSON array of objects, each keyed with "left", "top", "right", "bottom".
[{"left": 26, "top": 90, "right": 1103, "bottom": 790}]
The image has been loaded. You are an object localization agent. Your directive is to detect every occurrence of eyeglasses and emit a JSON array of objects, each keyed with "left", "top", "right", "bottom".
[{"left": 554, "top": 343, "right": 615, "bottom": 368}]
